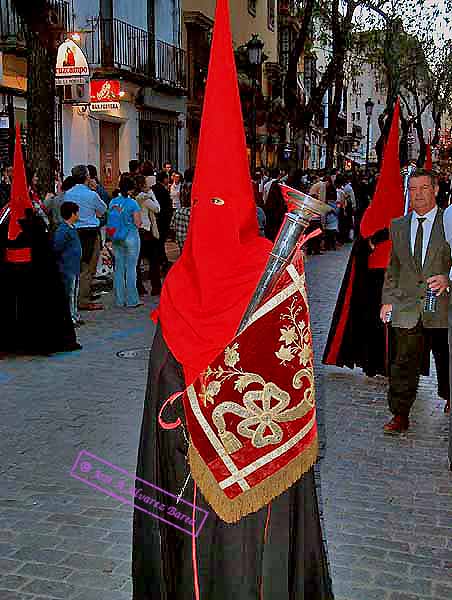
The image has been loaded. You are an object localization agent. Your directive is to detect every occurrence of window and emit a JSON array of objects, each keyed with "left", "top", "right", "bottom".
[
  {"left": 304, "top": 55, "right": 317, "bottom": 98},
  {"left": 248, "top": 0, "right": 257, "bottom": 16},
  {"left": 268, "top": 0, "right": 276, "bottom": 31},
  {"left": 279, "top": 28, "right": 290, "bottom": 72}
]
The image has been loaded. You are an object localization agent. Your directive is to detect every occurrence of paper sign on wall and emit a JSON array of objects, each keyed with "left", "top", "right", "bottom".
[{"left": 90, "top": 80, "right": 121, "bottom": 112}]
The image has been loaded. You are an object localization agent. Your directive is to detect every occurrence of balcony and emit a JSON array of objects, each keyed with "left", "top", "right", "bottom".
[
  {"left": 84, "top": 17, "right": 151, "bottom": 81},
  {"left": 155, "top": 39, "right": 186, "bottom": 91},
  {"left": 84, "top": 17, "right": 186, "bottom": 91},
  {"left": 0, "top": 0, "right": 71, "bottom": 53}
]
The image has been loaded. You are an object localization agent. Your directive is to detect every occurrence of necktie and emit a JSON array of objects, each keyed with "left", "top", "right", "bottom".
[{"left": 414, "top": 217, "right": 426, "bottom": 271}]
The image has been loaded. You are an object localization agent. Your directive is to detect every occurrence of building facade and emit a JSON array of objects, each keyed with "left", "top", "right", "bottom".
[
  {"left": 347, "top": 60, "right": 436, "bottom": 169},
  {"left": 65, "top": 0, "right": 187, "bottom": 192},
  {"left": 181, "top": 0, "right": 279, "bottom": 169}
]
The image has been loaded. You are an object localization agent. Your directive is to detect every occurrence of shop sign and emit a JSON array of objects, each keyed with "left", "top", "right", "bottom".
[
  {"left": 55, "top": 40, "right": 90, "bottom": 85},
  {"left": 90, "top": 80, "right": 121, "bottom": 112}
]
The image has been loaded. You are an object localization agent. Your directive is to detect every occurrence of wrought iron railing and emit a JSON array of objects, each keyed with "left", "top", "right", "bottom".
[
  {"left": 84, "top": 16, "right": 186, "bottom": 89},
  {"left": 0, "top": 0, "right": 71, "bottom": 47},
  {"left": 0, "top": 0, "right": 24, "bottom": 46},
  {"left": 155, "top": 39, "right": 186, "bottom": 89},
  {"left": 84, "top": 17, "right": 151, "bottom": 78}
]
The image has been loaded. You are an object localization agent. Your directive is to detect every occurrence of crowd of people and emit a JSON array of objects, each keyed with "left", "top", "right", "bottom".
[
  {"left": 252, "top": 166, "right": 452, "bottom": 254},
  {"left": 0, "top": 154, "right": 195, "bottom": 355},
  {"left": 3, "top": 148, "right": 452, "bottom": 360},
  {"left": 253, "top": 167, "right": 377, "bottom": 252}
]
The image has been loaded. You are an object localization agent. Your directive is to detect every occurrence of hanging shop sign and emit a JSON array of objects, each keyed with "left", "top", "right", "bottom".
[
  {"left": 90, "top": 80, "right": 121, "bottom": 112},
  {"left": 55, "top": 39, "right": 90, "bottom": 85}
]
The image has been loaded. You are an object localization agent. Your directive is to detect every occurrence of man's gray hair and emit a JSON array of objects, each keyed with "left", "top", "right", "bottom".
[{"left": 410, "top": 168, "right": 438, "bottom": 187}]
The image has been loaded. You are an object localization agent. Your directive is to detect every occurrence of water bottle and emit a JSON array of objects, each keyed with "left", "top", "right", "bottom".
[
  {"left": 385, "top": 309, "right": 392, "bottom": 323},
  {"left": 424, "top": 287, "right": 438, "bottom": 313}
]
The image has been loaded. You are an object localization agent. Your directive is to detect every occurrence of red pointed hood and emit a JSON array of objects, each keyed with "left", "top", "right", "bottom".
[
  {"left": 156, "top": 0, "right": 271, "bottom": 385},
  {"left": 360, "top": 99, "right": 404, "bottom": 269},
  {"left": 425, "top": 144, "right": 433, "bottom": 170},
  {"left": 8, "top": 124, "right": 32, "bottom": 241}
]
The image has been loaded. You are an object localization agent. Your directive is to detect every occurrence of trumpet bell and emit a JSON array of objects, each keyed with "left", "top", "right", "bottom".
[{"left": 279, "top": 184, "right": 330, "bottom": 226}]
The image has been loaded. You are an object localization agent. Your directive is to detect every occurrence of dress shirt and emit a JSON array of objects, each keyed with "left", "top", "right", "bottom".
[
  {"left": 410, "top": 206, "right": 437, "bottom": 267},
  {"left": 65, "top": 184, "right": 107, "bottom": 229}
]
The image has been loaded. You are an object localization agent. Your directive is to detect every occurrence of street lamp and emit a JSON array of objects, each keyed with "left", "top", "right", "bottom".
[
  {"left": 247, "top": 34, "right": 265, "bottom": 176},
  {"left": 365, "top": 97, "right": 374, "bottom": 173}
]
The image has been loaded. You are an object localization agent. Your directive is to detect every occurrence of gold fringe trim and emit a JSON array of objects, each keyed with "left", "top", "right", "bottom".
[{"left": 188, "top": 434, "right": 319, "bottom": 523}]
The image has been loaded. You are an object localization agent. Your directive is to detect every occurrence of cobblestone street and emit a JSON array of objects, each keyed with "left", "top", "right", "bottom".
[{"left": 0, "top": 246, "right": 451, "bottom": 600}]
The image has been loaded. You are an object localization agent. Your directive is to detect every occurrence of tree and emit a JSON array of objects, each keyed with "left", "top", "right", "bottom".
[
  {"left": 357, "top": 0, "right": 452, "bottom": 166},
  {"left": 12, "top": 1, "right": 66, "bottom": 192},
  {"left": 284, "top": 0, "right": 379, "bottom": 168}
]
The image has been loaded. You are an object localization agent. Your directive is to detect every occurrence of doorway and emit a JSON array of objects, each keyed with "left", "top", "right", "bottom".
[{"left": 100, "top": 121, "right": 120, "bottom": 194}]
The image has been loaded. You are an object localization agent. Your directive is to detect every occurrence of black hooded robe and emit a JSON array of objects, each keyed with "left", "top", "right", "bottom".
[
  {"left": 0, "top": 208, "right": 78, "bottom": 355},
  {"left": 132, "top": 324, "right": 334, "bottom": 600}
]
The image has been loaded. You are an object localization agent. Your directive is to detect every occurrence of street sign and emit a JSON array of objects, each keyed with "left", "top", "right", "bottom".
[
  {"left": 90, "top": 80, "right": 121, "bottom": 112},
  {"left": 55, "top": 39, "right": 90, "bottom": 86}
]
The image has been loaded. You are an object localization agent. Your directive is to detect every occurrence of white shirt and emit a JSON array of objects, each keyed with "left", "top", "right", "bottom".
[
  {"left": 263, "top": 179, "right": 277, "bottom": 204},
  {"left": 343, "top": 183, "right": 356, "bottom": 209},
  {"left": 410, "top": 206, "right": 438, "bottom": 266},
  {"left": 170, "top": 183, "right": 182, "bottom": 210},
  {"left": 136, "top": 190, "right": 160, "bottom": 237}
]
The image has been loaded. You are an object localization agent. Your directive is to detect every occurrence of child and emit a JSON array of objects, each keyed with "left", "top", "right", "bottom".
[{"left": 54, "top": 201, "right": 83, "bottom": 328}]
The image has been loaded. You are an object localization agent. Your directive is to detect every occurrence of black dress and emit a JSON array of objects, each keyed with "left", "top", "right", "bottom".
[
  {"left": 0, "top": 209, "right": 78, "bottom": 354},
  {"left": 132, "top": 324, "right": 334, "bottom": 600}
]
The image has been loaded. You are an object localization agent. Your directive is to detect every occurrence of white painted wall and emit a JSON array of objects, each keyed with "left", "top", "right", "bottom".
[
  {"left": 72, "top": 0, "right": 100, "bottom": 29},
  {"left": 62, "top": 100, "right": 139, "bottom": 177},
  {"left": 155, "top": 0, "right": 180, "bottom": 45},
  {"left": 117, "top": 100, "right": 139, "bottom": 170},
  {"left": 62, "top": 107, "right": 98, "bottom": 176},
  {"left": 114, "top": 0, "right": 148, "bottom": 30},
  {"left": 73, "top": 0, "right": 148, "bottom": 31}
]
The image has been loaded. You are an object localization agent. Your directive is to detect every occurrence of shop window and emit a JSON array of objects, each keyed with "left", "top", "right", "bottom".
[
  {"left": 139, "top": 112, "right": 178, "bottom": 171},
  {"left": 248, "top": 0, "right": 257, "bottom": 16}
]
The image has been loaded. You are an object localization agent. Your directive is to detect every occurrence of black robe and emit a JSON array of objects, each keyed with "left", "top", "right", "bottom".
[
  {"left": 322, "top": 231, "right": 431, "bottom": 378},
  {"left": 132, "top": 324, "right": 334, "bottom": 600},
  {"left": 0, "top": 209, "right": 78, "bottom": 354}
]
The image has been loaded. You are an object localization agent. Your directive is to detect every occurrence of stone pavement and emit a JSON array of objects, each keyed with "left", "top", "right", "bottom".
[{"left": 0, "top": 245, "right": 450, "bottom": 600}]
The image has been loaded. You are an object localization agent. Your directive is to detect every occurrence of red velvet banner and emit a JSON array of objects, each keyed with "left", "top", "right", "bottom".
[{"left": 183, "top": 256, "right": 318, "bottom": 522}]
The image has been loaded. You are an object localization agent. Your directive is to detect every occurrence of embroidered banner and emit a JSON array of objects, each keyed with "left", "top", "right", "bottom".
[{"left": 183, "top": 254, "right": 318, "bottom": 522}]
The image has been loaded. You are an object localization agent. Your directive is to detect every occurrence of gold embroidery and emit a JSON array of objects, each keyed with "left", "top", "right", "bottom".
[
  {"left": 275, "top": 296, "right": 315, "bottom": 390},
  {"left": 201, "top": 289, "right": 315, "bottom": 454}
]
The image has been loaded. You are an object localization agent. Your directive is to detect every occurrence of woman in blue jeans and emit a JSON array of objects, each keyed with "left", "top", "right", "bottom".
[{"left": 110, "top": 177, "right": 142, "bottom": 307}]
